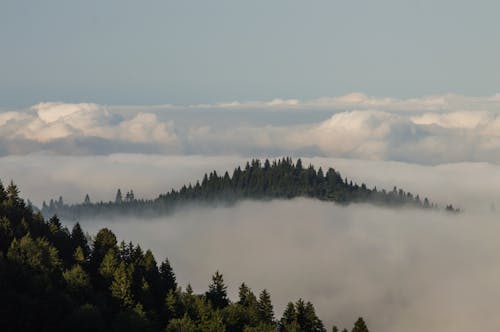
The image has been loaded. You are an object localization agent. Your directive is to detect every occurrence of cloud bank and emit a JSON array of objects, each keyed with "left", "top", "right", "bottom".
[
  {"left": 1, "top": 93, "right": 500, "bottom": 163},
  {"left": 79, "top": 200, "right": 500, "bottom": 332}
]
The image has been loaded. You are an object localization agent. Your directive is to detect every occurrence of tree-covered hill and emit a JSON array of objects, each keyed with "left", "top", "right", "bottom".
[
  {"left": 41, "top": 157, "right": 458, "bottom": 220},
  {"left": 0, "top": 179, "right": 369, "bottom": 332}
]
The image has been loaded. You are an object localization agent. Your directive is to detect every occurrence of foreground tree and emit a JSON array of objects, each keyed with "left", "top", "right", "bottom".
[{"left": 0, "top": 179, "right": 371, "bottom": 332}]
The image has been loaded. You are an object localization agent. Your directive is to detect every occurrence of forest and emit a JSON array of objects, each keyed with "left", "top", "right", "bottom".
[
  {"left": 40, "top": 157, "right": 458, "bottom": 220},
  {"left": 0, "top": 179, "right": 370, "bottom": 331}
]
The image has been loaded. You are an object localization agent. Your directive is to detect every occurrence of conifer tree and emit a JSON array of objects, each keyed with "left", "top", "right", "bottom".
[
  {"left": 73, "top": 246, "right": 86, "bottom": 264},
  {"left": 280, "top": 302, "right": 297, "bottom": 332},
  {"left": 63, "top": 264, "right": 91, "bottom": 296},
  {"left": 71, "top": 222, "right": 89, "bottom": 257},
  {"left": 351, "top": 317, "right": 369, "bottom": 332},
  {"left": 206, "top": 270, "right": 229, "bottom": 309},
  {"left": 115, "top": 189, "right": 123, "bottom": 204},
  {"left": 160, "top": 258, "right": 177, "bottom": 294},
  {"left": 111, "top": 261, "right": 134, "bottom": 307},
  {"left": 238, "top": 282, "right": 258, "bottom": 308},
  {"left": 91, "top": 228, "right": 118, "bottom": 274},
  {"left": 99, "top": 248, "right": 119, "bottom": 281},
  {"left": 257, "top": 289, "right": 274, "bottom": 324},
  {"left": 0, "top": 180, "right": 7, "bottom": 203},
  {"left": 6, "top": 180, "right": 21, "bottom": 205}
]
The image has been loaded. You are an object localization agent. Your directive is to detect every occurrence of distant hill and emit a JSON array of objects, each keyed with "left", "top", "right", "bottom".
[{"left": 41, "top": 157, "right": 459, "bottom": 220}]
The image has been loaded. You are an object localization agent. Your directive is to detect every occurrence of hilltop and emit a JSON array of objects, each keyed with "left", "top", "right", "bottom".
[{"left": 41, "top": 158, "right": 459, "bottom": 220}]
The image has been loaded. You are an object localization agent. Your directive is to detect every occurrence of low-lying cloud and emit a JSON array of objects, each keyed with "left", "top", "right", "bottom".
[
  {"left": 1, "top": 141, "right": 498, "bottom": 331},
  {"left": 79, "top": 200, "right": 500, "bottom": 332},
  {"left": 2, "top": 93, "right": 500, "bottom": 163}
]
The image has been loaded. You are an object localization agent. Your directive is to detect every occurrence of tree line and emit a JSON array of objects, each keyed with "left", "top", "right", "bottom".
[
  {"left": 0, "top": 179, "right": 369, "bottom": 331},
  {"left": 41, "top": 158, "right": 458, "bottom": 220}
]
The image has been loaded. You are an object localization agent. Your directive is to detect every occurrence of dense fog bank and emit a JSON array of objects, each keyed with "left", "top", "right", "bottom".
[{"left": 77, "top": 199, "right": 500, "bottom": 332}]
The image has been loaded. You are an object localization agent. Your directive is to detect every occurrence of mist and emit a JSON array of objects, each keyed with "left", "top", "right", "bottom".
[
  {"left": 75, "top": 199, "right": 500, "bottom": 332},
  {"left": 3, "top": 151, "right": 500, "bottom": 331}
]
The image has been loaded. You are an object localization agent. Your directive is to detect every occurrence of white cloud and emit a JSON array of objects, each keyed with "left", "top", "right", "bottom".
[
  {"left": 34, "top": 102, "right": 101, "bottom": 123},
  {"left": 2, "top": 94, "right": 500, "bottom": 163},
  {"left": 0, "top": 102, "right": 178, "bottom": 150},
  {"left": 189, "top": 92, "right": 500, "bottom": 112}
]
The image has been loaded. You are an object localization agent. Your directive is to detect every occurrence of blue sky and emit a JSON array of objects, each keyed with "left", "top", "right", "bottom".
[{"left": 1, "top": 0, "right": 499, "bottom": 106}]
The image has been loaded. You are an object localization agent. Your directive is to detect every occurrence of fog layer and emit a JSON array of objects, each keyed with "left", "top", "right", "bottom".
[
  {"left": 3, "top": 150, "right": 499, "bottom": 331},
  {"left": 80, "top": 200, "right": 500, "bottom": 332}
]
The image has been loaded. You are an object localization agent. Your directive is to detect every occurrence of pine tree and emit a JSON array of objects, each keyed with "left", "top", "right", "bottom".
[
  {"left": 238, "top": 282, "right": 257, "bottom": 307},
  {"left": 0, "top": 180, "right": 7, "bottom": 203},
  {"left": 73, "top": 246, "right": 86, "bottom": 264},
  {"left": 92, "top": 228, "right": 118, "bottom": 269},
  {"left": 206, "top": 270, "right": 229, "bottom": 309},
  {"left": 165, "top": 289, "right": 177, "bottom": 321},
  {"left": 166, "top": 314, "right": 197, "bottom": 332},
  {"left": 71, "top": 222, "right": 90, "bottom": 257},
  {"left": 63, "top": 264, "right": 91, "bottom": 296},
  {"left": 110, "top": 261, "right": 134, "bottom": 307},
  {"left": 160, "top": 258, "right": 177, "bottom": 294},
  {"left": 115, "top": 189, "right": 123, "bottom": 204},
  {"left": 6, "top": 180, "right": 21, "bottom": 206},
  {"left": 280, "top": 302, "right": 297, "bottom": 332},
  {"left": 99, "top": 248, "right": 119, "bottom": 281},
  {"left": 258, "top": 289, "right": 274, "bottom": 324},
  {"left": 351, "top": 317, "right": 369, "bottom": 332}
]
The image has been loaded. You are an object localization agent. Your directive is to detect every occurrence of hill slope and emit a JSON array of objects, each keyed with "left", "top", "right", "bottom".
[{"left": 0, "top": 179, "right": 367, "bottom": 332}]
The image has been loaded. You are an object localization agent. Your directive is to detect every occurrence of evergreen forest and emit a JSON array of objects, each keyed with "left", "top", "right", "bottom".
[
  {"left": 41, "top": 158, "right": 458, "bottom": 220},
  {"left": 0, "top": 179, "right": 370, "bottom": 332}
]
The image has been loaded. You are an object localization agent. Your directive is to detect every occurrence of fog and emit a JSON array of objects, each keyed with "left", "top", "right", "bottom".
[
  {"left": 77, "top": 200, "right": 500, "bottom": 332},
  {"left": 2, "top": 138, "right": 500, "bottom": 331}
]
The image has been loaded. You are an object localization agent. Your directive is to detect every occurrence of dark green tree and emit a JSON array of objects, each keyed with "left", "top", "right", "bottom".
[
  {"left": 63, "top": 264, "right": 91, "bottom": 297},
  {"left": 206, "top": 270, "right": 229, "bottom": 309},
  {"left": 160, "top": 258, "right": 177, "bottom": 295},
  {"left": 257, "top": 289, "right": 274, "bottom": 324},
  {"left": 91, "top": 228, "right": 117, "bottom": 268},
  {"left": 351, "top": 317, "right": 369, "bottom": 332},
  {"left": 280, "top": 302, "right": 298, "bottom": 332},
  {"left": 166, "top": 314, "right": 197, "bottom": 332},
  {"left": 71, "top": 222, "right": 89, "bottom": 258},
  {"left": 99, "top": 248, "right": 119, "bottom": 282},
  {"left": 239, "top": 282, "right": 258, "bottom": 308},
  {"left": 110, "top": 261, "right": 134, "bottom": 307}
]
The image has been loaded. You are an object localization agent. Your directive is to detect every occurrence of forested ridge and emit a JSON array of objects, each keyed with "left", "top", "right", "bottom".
[
  {"left": 41, "top": 157, "right": 458, "bottom": 220},
  {"left": 0, "top": 179, "right": 369, "bottom": 332}
]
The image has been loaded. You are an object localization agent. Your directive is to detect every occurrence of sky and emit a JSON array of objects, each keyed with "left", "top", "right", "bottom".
[{"left": 2, "top": 0, "right": 500, "bottom": 106}]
